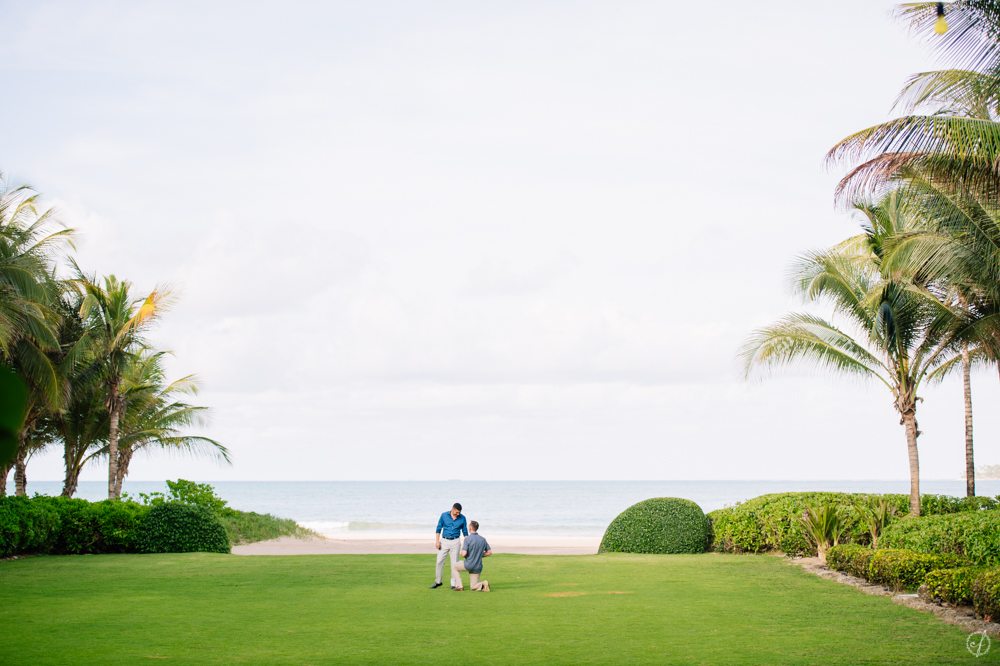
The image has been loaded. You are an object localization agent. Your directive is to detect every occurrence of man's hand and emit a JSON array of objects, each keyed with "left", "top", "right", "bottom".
[
  {"left": 461, "top": 550, "right": 468, "bottom": 557},
  {"left": 484, "top": 550, "right": 492, "bottom": 557},
  {"left": 435, "top": 540, "right": 441, "bottom": 550}
]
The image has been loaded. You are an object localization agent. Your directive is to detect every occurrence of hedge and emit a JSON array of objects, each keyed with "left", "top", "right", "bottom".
[
  {"left": 136, "top": 503, "right": 230, "bottom": 554},
  {"left": 972, "top": 569, "right": 1000, "bottom": 622},
  {"left": 826, "top": 544, "right": 875, "bottom": 579},
  {"left": 0, "top": 496, "right": 228, "bottom": 556},
  {"left": 879, "top": 510, "right": 1000, "bottom": 566},
  {"left": 866, "top": 549, "right": 967, "bottom": 591},
  {"left": 599, "top": 497, "right": 710, "bottom": 554},
  {"left": 707, "top": 492, "right": 997, "bottom": 556},
  {"left": 919, "top": 566, "right": 985, "bottom": 606}
]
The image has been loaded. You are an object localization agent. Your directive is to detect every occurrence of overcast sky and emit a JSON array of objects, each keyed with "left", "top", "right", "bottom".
[{"left": 2, "top": 1, "right": 997, "bottom": 481}]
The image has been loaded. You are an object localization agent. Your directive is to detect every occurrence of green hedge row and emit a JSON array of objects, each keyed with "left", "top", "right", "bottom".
[
  {"left": 867, "top": 549, "right": 967, "bottom": 590},
  {"left": 826, "top": 544, "right": 1000, "bottom": 620},
  {"left": 826, "top": 543, "right": 875, "bottom": 579},
  {"left": 879, "top": 511, "right": 1000, "bottom": 566},
  {"left": 0, "top": 495, "right": 230, "bottom": 556},
  {"left": 921, "top": 567, "right": 986, "bottom": 606},
  {"left": 599, "top": 497, "right": 711, "bottom": 554},
  {"left": 707, "top": 492, "right": 998, "bottom": 556}
]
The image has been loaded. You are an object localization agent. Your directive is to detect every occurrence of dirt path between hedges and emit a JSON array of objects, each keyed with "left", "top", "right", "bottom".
[{"left": 789, "top": 556, "right": 1000, "bottom": 637}]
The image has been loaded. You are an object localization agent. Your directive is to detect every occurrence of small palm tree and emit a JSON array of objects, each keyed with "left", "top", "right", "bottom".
[
  {"left": 742, "top": 195, "right": 961, "bottom": 516},
  {"left": 75, "top": 273, "right": 167, "bottom": 499},
  {"left": 89, "top": 350, "right": 229, "bottom": 497}
]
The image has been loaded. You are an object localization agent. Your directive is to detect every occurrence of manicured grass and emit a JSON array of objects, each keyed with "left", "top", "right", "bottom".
[{"left": 0, "top": 553, "right": 987, "bottom": 664}]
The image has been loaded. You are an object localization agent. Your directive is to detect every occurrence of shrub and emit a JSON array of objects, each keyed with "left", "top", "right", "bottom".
[
  {"left": 38, "top": 496, "right": 100, "bottom": 554},
  {"left": 218, "top": 508, "right": 313, "bottom": 545},
  {"left": 972, "top": 569, "right": 1000, "bottom": 621},
  {"left": 708, "top": 492, "right": 995, "bottom": 555},
  {"left": 880, "top": 510, "right": 1000, "bottom": 566},
  {"left": 136, "top": 502, "right": 230, "bottom": 554},
  {"left": 600, "top": 497, "right": 710, "bottom": 554},
  {"left": 920, "top": 566, "right": 985, "bottom": 606},
  {"left": 801, "top": 504, "right": 844, "bottom": 561},
  {"left": 0, "top": 495, "right": 62, "bottom": 556},
  {"left": 92, "top": 500, "right": 148, "bottom": 552},
  {"left": 140, "top": 479, "right": 229, "bottom": 514},
  {"left": 867, "top": 549, "right": 967, "bottom": 591},
  {"left": 827, "top": 544, "right": 874, "bottom": 578}
]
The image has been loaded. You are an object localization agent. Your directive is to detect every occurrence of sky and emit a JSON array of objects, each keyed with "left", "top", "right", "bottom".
[{"left": 2, "top": 0, "right": 998, "bottom": 481}]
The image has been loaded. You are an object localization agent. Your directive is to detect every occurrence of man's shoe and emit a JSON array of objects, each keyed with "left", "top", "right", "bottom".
[
  {"left": 481, "top": 582, "right": 490, "bottom": 592},
  {"left": 430, "top": 582, "right": 443, "bottom": 589},
  {"left": 453, "top": 587, "right": 464, "bottom": 591}
]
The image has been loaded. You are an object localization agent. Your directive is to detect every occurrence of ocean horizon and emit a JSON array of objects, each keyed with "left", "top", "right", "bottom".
[{"left": 9, "top": 479, "right": 1000, "bottom": 539}]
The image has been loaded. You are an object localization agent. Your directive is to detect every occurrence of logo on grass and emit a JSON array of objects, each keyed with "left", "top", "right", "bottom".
[{"left": 966, "top": 631, "right": 991, "bottom": 658}]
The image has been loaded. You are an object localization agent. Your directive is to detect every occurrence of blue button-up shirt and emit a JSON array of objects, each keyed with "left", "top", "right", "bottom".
[{"left": 435, "top": 511, "right": 468, "bottom": 539}]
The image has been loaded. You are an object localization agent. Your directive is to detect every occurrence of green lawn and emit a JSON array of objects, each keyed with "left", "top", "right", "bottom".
[{"left": 0, "top": 552, "right": 991, "bottom": 664}]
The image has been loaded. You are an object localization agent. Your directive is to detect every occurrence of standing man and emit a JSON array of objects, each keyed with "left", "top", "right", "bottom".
[{"left": 431, "top": 502, "right": 468, "bottom": 589}]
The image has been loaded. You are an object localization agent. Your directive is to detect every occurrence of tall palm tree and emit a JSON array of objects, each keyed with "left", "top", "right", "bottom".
[
  {"left": 0, "top": 180, "right": 73, "bottom": 495},
  {"left": 742, "top": 194, "right": 962, "bottom": 515},
  {"left": 75, "top": 273, "right": 167, "bottom": 499},
  {"left": 880, "top": 173, "right": 1000, "bottom": 494}
]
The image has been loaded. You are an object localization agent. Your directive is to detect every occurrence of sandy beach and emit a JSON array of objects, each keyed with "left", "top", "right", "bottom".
[{"left": 233, "top": 534, "right": 599, "bottom": 556}]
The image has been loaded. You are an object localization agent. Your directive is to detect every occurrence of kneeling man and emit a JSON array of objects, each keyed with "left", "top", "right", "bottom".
[{"left": 452, "top": 520, "right": 491, "bottom": 592}]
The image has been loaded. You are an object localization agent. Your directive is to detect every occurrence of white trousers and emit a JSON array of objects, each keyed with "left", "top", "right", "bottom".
[{"left": 435, "top": 538, "right": 461, "bottom": 585}]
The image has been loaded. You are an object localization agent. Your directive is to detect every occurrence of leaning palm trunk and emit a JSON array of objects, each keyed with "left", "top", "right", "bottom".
[
  {"left": 62, "top": 444, "right": 81, "bottom": 498},
  {"left": 0, "top": 464, "right": 8, "bottom": 496},
  {"left": 962, "top": 345, "right": 975, "bottom": 497},
  {"left": 112, "top": 447, "right": 133, "bottom": 498}
]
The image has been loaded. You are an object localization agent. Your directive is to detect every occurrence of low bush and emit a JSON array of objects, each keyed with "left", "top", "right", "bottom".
[
  {"left": 972, "top": 569, "right": 1000, "bottom": 622},
  {"left": 920, "top": 567, "right": 985, "bottom": 606},
  {"left": 867, "top": 549, "right": 967, "bottom": 591},
  {"left": 136, "top": 502, "right": 230, "bottom": 554},
  {"left": 708, "top": 492, "right": 997, "bottom": 555},
  {"left": 219, "top": 508, "right": 312, "bottom": 545},
  {"left": 879, "top": 510, "right": 1000, "bottom": 566},
  {"left": 600, "top": 497, "right": 710, "bottom": 554},
  {"left": 827, "top": 544, "right": 875, "bottom": 579}
]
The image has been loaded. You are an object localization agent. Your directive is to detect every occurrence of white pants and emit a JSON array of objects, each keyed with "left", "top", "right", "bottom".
[{"left": 435, "top": 538, "right": 461, "bottom": 585}]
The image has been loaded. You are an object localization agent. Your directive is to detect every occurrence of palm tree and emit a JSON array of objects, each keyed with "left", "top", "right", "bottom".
[
  {"left": 75, "top": 273, "right": 167, "bottom": 499},
  {"left": 828, "top": 2, "right": 1000, "bottom": 202},
  {"left": 879, "top": 173, "right": 1000, "bottom": 494},
  {"left": 0, "top": 180, "right": 73, "bottom": 495},
  {"left": 742, "top": 194, "right": 962, "bottom": 516}
]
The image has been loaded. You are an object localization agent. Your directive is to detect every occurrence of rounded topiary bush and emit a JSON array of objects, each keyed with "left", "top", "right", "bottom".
[
  {"left": 136, "top": 502, "right": 230, "bottom": 554},
  {"left": 599, "top": 497, "right": 710, "bottom": 554}
]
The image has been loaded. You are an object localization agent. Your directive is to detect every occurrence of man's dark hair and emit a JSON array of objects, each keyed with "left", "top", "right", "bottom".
[
  {"left": 470, "top": 520, "right": 479, "bottom": 531},
  {"left": 453, "top": 502, "right": 462, "bottom": 512}
]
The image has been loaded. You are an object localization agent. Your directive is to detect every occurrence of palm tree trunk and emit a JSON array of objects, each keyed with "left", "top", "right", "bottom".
[
  {"left": 113, "top": 448, "right": 131, "bottom": 498},
  {"left": 62, "top": 444, "right": 79, "bottom": 498},
  {"left": 962, "top": 345, "right": 975, "bottom": 497},
  {"left": 13, "top": 445, "right": 27, "bottom": 496},
  {"left": 0, "top": 463, "right": 9, "bottom": 497},
  {"left": 107, "top": 386, "right": 122, "bottom": 500},
  {"left": 902, "top": 409, "right": 921, "bottom": 516}
]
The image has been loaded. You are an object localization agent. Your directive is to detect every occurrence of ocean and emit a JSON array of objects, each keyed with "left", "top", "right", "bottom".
[{"left": 10, "top": 479, "right": 1000, "bottom": 539}]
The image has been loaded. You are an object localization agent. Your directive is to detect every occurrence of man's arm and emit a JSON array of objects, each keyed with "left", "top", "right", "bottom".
[
  {"left": 483, "top": 549, "right": 492, "bottom": 557},
  {"left": 434, "top": 514, "right": 443, "bottom": 550},
  {"left": 460, "top": 516, "right": 469, "bottom": 538}
]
